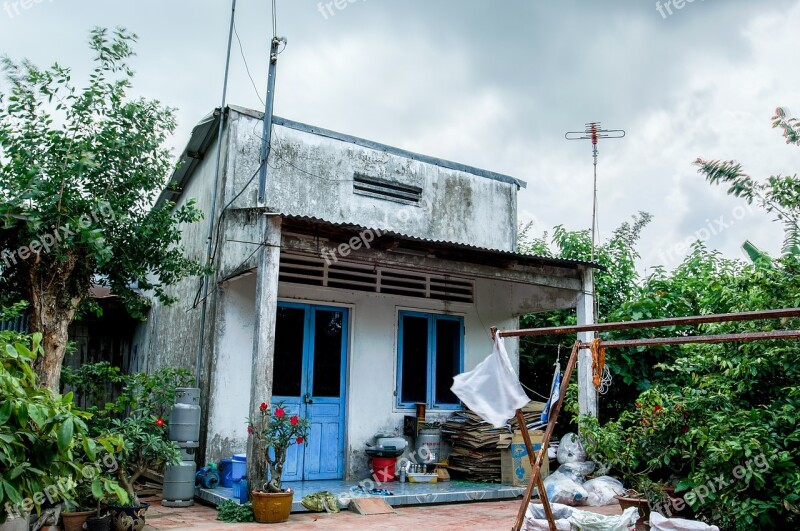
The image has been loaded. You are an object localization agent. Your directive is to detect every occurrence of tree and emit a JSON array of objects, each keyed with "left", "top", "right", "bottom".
[
  {"left": 0, "top": 28, "right": 203, "bottom": 391},
  {"left": 695, "top": 107, "right": 800, "bottom": 256},
  {"left": 516, "top": 212, "right": 652, "bottom": 413}
]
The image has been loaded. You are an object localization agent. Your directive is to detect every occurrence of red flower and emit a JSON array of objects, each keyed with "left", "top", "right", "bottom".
[
  {"left": 296, "top": 436, "right": 304, "bottom": 444},
  {"left": 155, "top": 418, "right": 165, "bottom": 428},
  {"left": 248, "top": 425, "right": 253, "bottom": 435},
  {"left": 290, "top": 415, "right": 299, "bottom": 426},
  {"left": 654, "top": 405, "right": 663, "bottom": 415},
  {"left": 635, "top": 402, "right": 642, "bottom": 409},
  {"left": 642, "top": 418, "right": 649, "bottom": 426},
  {"left": 681, "top": 425, "right": 689, "bottom": 433},
  {"left": 275, "top": 407, "right": 285, "bottom": 418},
  {"left": 260, "top": 402, "right": 268, "bottom": 412}
]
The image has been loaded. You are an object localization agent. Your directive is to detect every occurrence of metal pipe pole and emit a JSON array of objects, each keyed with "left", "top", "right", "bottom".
[
  {"left": 257, "top": 37, "right": 282, "bottom": 204},
  {"left": 195, "top": 0, "right": 237, "bottom": 388},
  {"left": 498, "top": 307, "right": 800, "bottom": 338},
  {"left": 578, "top": 329, "right": 800, "bottom": 349}
]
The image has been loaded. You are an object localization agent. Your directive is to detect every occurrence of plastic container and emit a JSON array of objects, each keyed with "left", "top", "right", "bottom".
[
  {"left": 407, "top": 472, "right": 438, "bottom": 483},
  {"left": 371, "top": 456, "right": 396, "bottom": 482},
  {"left": 415, "top": 429, "right": 442, "bottom": 464},
  {"left": 218, "top": 458, "right": 233, "bottom": 488},
  {"left": 232, "top": 453, "right": 247, "bottom": 481}
]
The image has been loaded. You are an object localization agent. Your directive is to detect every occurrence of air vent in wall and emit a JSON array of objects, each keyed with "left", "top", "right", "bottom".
[
  {"left": 353, "top": 174, "right": 422, "bottom": 205},
  {"left": 279, "top": 253, "right": 473, "bottom": 303}
]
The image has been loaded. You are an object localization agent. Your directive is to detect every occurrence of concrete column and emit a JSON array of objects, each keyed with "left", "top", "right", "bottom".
[
  {"left": 576, "top": 267, "right": 597, "bottom": 417},
  {"left": 246, "top": 215, "right": 282, "bottom": 490}
]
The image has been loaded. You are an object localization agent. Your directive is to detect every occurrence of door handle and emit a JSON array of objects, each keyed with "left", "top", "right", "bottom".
[{"left": 304, "top": 394, "right": 313, "bottom": 404}]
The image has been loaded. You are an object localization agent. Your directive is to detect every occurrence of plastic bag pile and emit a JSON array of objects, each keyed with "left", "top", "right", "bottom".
[{"left": 539, "top": 432, "right": 626, "bottom": 507}]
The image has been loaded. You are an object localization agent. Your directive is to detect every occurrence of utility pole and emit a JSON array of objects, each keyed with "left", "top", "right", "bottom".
[
  {"left": 247, "top": 11, "right": 287, "bottom": 492},
  {"left": 195, "top": 0, "right": 237, "bottom": 390},
  {"left": 565, "top": 122, "right": 625, "bottom": 262}
]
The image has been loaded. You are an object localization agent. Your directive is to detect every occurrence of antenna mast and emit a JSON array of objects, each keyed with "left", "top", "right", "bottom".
[{"left": 565, "top": 122, "right": 625, "bottom": 262}]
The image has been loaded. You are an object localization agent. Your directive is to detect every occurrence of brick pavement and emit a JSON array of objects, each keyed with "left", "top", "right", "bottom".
[{"left": 142, "top": 496, "right": 623, "bottom": 530}]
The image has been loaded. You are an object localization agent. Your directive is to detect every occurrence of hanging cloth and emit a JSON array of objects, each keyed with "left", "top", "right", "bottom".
[
  {"left": 451, "top": 335, "right": 530, "bottom": 428},
  {"left": 540, "top": 358, "right": 562, "bottom": 424}
]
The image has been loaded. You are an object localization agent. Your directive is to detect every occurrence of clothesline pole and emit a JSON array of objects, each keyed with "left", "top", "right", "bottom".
[
  {"left": 514, "top": 409, "right": 556, "bottom": 531},
  {"left": 512, "top": 340, "right": 581, "bottom": 531}
]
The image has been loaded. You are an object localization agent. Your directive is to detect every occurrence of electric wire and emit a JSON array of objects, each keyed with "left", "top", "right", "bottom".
[{"left": 233, "top": 20, "right": 266, "bottom": 108}]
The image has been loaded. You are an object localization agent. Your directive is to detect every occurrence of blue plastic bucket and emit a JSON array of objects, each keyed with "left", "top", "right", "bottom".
[
  {"left": 218, "top": 458, "right": 233, "bottom": 488},
  {"left": 231, "top": 453, "right": 246, "bottom": 481}
]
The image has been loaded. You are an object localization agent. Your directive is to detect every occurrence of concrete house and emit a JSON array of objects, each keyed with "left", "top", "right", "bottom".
[{"left": 136, "top": 105, "right": 598, "bottom": 481}]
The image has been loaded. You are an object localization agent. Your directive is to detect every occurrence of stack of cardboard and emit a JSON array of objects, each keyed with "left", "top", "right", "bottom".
[{"left": 442, "top": 402, "right": 545, "bottom": 482}]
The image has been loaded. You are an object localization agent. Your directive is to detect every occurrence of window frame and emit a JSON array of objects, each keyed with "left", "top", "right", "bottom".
[{"left": 396, "top": 310, "right": 465, "bottom": 410}]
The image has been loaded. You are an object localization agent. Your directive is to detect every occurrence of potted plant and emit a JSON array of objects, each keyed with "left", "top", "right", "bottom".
[
  {"left": 0, "top": 327, "right": 110, "bottom": 531},
  {"left": 62, "top": 444, "right": 129, "bottom": 531},
  {"left": 579, "top": 389, "right": 695, "bottom": 528},
  {"left": 102, "top": 414, "right": 181, "bottom": 531},
  {"left": 247, "top": 401, "right": 309, "bottom": 524},
  {"left": 63, "top": 363, "right": 191, "bottom": 531}
]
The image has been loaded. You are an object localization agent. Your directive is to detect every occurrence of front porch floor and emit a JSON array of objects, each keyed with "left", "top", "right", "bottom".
[{"left": 196, "top": 480, "right": 526, "bottom": 513}]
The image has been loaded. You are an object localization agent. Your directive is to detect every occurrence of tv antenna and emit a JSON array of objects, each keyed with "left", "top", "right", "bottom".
[{"left": 565, "top": 122, "right": 625, "bottom": 262}]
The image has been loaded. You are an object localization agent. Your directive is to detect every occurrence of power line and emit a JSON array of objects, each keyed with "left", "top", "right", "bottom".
[{"left": 233, "top": 20, "right": 266, "bottom": 108}]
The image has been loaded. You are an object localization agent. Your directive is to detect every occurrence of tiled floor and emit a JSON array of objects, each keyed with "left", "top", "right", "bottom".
[{"left": 143, "top": 496, "right": 623, "bottom": 530}]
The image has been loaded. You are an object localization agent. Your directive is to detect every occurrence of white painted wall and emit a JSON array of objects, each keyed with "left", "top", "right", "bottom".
[
  {"left": 204, "top": 273, "right": 522, "bottom": 480},
  {"left": 205, "top": 273, "right": 257, "bottom": 460}
]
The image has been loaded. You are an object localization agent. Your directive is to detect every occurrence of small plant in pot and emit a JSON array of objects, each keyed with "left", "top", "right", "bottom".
[
  {"left": 247, "top": 401, "right": 309, "bottom": 524},
  {"left": 102, "top": 414, "right": 181, "bottom": 531},
  {"left": 62, "top": 470, "right": 129, "bottom": 531}
]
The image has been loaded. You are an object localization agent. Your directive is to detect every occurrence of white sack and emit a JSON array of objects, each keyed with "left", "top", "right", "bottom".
[
  {"left": 451, "top": 336, "right": 529, "bottom": 428},
  {"left": 650, "top": 513, "right": 720, "bottom": 531},
  {"left": 557, "top": 432, "right": 587, "bottom": 464},
  {"left": 569, "top": 506, "right": 640, "bottom": 531},
  {"left": 584, "top": 476, "right": 626, "bottom": 507}
]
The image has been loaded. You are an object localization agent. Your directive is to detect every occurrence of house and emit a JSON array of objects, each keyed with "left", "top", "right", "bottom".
[{"left": 135, "top": 105, "right": 598, "bottom": 481}]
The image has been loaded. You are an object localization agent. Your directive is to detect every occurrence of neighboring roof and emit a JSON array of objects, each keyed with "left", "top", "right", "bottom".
[
  {"left": 278, "top": 214, "right": 603, "bottom": 271},
  {"left": 155, "top": 105, "right": 526, "bottom": 208}
]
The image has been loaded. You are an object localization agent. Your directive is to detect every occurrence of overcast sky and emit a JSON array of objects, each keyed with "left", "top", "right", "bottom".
[{"left": 2, "top": 0, "right": 799, "bottom": 271}]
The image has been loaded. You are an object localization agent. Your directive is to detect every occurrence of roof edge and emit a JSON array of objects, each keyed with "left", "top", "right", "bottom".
[{"left": 228, "top": 105, "right": 526, "bottom": 189}]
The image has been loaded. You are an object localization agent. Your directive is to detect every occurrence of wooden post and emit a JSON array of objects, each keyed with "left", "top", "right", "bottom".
[
  {"left": 515, "top": 410, "right": 556, "bottom": 531},
  {"left": 512, "top": 341, "right": 580, "bottom": 531},
  {"left": 576, "top": 267, "right": 597, "bottom": 417}
]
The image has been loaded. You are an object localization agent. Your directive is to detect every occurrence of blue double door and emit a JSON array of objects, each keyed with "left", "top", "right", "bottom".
[{"left": 272, "top": 302, "right": 348, "bottom": 481}]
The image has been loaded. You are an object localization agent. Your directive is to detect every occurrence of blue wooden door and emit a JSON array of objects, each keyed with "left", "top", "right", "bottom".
[{"left": 272, "top": 303, "right": 348, "bottom": 481}]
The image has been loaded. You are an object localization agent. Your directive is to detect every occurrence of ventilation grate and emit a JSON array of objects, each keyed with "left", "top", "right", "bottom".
[
  {"left": 279, "top": 253, "right": 473, "bottom": 303},
  {"left": 353, "top": 174, "right": 422, "bottom": 205}
]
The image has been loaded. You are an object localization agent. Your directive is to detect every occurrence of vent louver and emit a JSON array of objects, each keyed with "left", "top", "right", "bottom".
[
  {"left": 353, "top": 174, "right": 422, "bottom": 204},
  {"left": 279, "top": 253, "right": 473, "bottom": 303}
]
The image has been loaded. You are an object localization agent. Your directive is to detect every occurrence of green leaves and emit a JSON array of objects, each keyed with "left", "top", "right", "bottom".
[{"left": 57, "top": 417, "right": 75, "bottom": 451}]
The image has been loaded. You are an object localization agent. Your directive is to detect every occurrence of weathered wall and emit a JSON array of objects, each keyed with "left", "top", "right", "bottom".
[
  {"left": 223, "top": 111, "right": 520, "bottom": 252},
  {"left": 204, "top": 272, "right": 528, "bottom": 479},
  {"left": 140, "top": 131, "right": 227, "bottom": 375}
]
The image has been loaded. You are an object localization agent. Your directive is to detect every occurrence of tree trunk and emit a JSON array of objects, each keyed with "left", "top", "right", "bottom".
[{"left": 28, "top": 255, "right": 84, "bottom": 392}]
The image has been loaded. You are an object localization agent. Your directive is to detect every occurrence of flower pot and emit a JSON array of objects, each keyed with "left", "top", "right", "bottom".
[
  {"left": 614, "top": 495, "right": 650, "bottom": 531},
  {"left": 252, "top": 491, "right": 293, "bottom": 524},
  {"left": 110, "top": 503, "right": 149, "bottom": 531},
  {"left": 62, "top": 510, "right": 95, "bottom": 531},
  {"left": 85, "top": 514, "right": 112, "bottom": 531}
]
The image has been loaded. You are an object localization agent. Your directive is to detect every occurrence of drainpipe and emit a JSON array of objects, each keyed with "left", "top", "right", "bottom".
[{"left": 195, "top": 0, "right": 237, "bottom": 389}]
